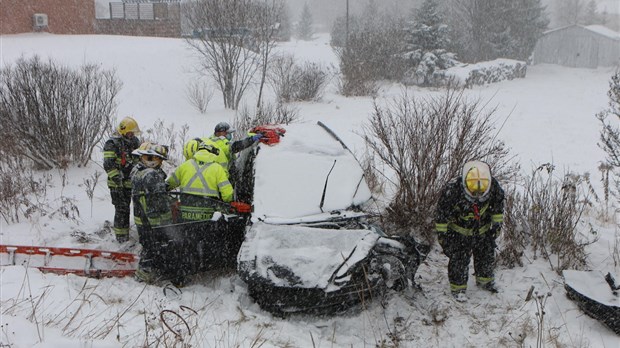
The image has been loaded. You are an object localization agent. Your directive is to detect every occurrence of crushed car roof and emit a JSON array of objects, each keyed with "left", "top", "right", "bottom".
[{"left": 251, "top": 122, "right": 372, "bottom": 223}]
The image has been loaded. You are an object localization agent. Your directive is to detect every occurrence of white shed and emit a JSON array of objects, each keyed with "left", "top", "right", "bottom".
[{"left": 532, "top": 25, "right": 620, "bottom": 68}]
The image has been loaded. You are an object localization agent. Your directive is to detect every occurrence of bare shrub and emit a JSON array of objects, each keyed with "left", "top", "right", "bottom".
[
  {"left": 335, "top": 42, "right": 380, "bottom": 97},
  {"left": 597, "top": 71, "right": 620, "bottom": 205},
  {"left": 333, "top": 22, "right": 406, "bottom": 96},
  {"left": 362, "top": 87, "right": 518, "bottom": 242},
  {"left": 0, "top": 157, "right": 50, "bottom": 223},
  {"left": 233, "top": 101, "right": 300, "bottom": 133},
  {"left": 502, "top": 164, "right": 597, "bottom": 272},
  {"left": 0, "top": 55, "right": 121, "bottom": 170},
  {"left": 83, "top": 171, "right": 101, "bottom": 218},
  {"left": 294, "top": 61, "right": 330, "bottom": 101},
  {"left": 185, "top": 80, "right": 214, "bottom": 114},
  {"left": 496, "top": 184, "right": 528, "bottom": 268},
  {"left": 269, "top": 54, "right": 330, "bottom": 102},
  {"left": 140, "top": 119, "right": 189, "bottom": 168}
]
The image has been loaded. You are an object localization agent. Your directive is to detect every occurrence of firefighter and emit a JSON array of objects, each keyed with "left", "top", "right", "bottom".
[
  {"left": 183, "top": 137, "right": 227, "bottom": 163},
  {"left": 435, "top": 160, "right": 504, "bottom": 302},
  {"left": 167, "top": 142, "right": 233, "bottom": 222},
  {"left": 208, "top": 122, "right": 262, "bottom": 184},
  {"left": 130, "top": 142, "right": 174, "bottom": 284},
  {"left": 103, "top": 117, "right": 141, "bottom": 243}
]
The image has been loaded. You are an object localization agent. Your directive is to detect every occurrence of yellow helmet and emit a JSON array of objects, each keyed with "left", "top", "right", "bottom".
[
  {"left": 183, "top": 138, "right": 202, "bottom": 161},
  {"left": 117, "top": 116, "right": 141, "bottom": 136},
  {"left": 462, "top": 160, "right": 491, "bottom": 201}
]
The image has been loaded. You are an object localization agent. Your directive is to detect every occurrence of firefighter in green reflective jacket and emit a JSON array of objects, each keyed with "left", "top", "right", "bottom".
[
  {"left": 435, "top": 160, "right": 504, "bottom": 302},
  {"left": 103, "top": 117, "right": 141, "bottom": 243},
  {"left": 166, "top": 143, "right": 233, "bottom": 222},
  {"left": 208, "top": 122, "right": 262, "bottom": 184}
]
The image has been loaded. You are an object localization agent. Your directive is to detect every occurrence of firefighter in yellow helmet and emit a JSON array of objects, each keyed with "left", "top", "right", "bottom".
[
  {"left": 183, "top": 137, "right": 227, "bottom": 164},
  {"left": 103, "top": 117, "right": 141, "bottom": 243},
  {"left": 167, "top": 142, "right": 233, "bottom": 222},
  {"left": 435, "top": 160, "right": 504, "bottom": 302}
]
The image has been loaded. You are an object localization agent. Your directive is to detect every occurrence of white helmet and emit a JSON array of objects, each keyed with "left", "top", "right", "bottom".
[{"left": 132, "top": 142, "right": 168, "bottom": 168}]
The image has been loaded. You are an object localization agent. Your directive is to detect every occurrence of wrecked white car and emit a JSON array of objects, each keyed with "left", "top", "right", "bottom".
[{"left": 234, "top": 122, "right": 428, "bottom": 315}]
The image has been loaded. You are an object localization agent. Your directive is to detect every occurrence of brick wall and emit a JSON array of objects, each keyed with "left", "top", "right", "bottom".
[
  {"left": 1, "top": 1, "right": 181, "bottom": 37},
  {"left": 1, "top": 0, "right": 95, "bottom": 35}
]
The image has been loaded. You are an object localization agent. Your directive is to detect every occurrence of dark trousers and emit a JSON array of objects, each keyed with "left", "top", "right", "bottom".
[
  {"left": 137, "top": 225, "right": 187, "bottom": 283},
  {"left": 439, "top": 231, "right": 496, "bottom": 287},
  {"left": 110, "top": 188, "right": 132, "bottom": 236}
]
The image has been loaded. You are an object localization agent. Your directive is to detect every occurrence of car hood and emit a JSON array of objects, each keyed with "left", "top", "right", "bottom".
[
  {"left": 251, "top": 122, "right": 372, "bottom": 223},
  {"left": 238, "top": 222, "right": 380, "bottom": 289}
]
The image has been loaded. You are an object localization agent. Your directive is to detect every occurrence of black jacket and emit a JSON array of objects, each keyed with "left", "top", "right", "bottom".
[
  {"left": 131, "top": 164, "right": 171, "bottom": 227},
  {"left": 435, "top": 176, "right": 504, "bottom": 236},
  {"left": 103, "top": 135, "right": 140, "bottom": 189}
]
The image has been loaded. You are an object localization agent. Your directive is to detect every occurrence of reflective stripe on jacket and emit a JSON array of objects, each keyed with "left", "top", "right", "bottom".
[
  {"left": 103, "top": 134, "right": 140, "bottom": 189},
  {"left": 197, "top": 136, "right": 230, "bottom": 172},
  {"left": 166, "top": 149, "right": 233, "bottom": 202}
]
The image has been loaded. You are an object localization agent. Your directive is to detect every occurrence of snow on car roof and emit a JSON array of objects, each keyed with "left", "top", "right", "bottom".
[{"left": 251, "top": 122, "right": 372, "bottom": 223}]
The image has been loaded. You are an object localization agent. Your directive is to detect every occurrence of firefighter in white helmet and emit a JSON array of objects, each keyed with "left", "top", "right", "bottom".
[
  {"left": 130, "top": 142, "right": 176, "bottom": 284},
  {"left": 434, "top": 160, "right": 505, "bottom": 302}
]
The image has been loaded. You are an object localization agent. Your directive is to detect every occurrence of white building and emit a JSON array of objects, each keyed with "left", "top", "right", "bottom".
[{"left": 532, "top": 25, "right": 620, "bottom": 68}]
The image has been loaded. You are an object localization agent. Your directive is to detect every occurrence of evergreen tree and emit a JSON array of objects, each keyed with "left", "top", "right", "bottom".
[
  {"left": 403, "top": 0, "right": 457, "bottom": 86},
  {"left": 296, "top": 3, "right": 313, "bottom": 40},
  {"left": 276, "top": 3, "right": 292, "bottom": 41},
  {"left": 505, "top": 0, "right": 550, "bottom": 61},
  {"left": 584, "top": 0, "right": 600, "bottom": 25},
  {"left": 447, "top": 0, "right": 548, "bottom": 63},
  {"left": 556, "top": 0, "right": 582, "bottom": 26}
]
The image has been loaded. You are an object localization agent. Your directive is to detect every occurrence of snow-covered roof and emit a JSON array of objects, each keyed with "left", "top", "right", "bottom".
[
  {"left": 543, "top": 24, "right": 620, "bottom": 40},
  {"left": 251, "top": 122, "right": 372, "bottom": 223},
  {"left": 585, "top": 25, "right": 620, "bottom": 40}
]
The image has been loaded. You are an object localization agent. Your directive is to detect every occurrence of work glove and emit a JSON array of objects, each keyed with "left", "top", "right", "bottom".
[
  {"left": 490, "top": 223, "right": 502, "bottom": 238},
  {"left": 251, "top": 133, "right": 263, "bottom": 142}
]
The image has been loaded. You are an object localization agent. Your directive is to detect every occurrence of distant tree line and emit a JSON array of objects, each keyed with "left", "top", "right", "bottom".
[{"left": 331, "top": 0, "right": 551, "bottom": 90}]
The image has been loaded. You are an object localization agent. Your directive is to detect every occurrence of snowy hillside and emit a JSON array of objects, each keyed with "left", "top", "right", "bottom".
[{"left": 1, "top": 32, "right": 619, "bottom": 347}]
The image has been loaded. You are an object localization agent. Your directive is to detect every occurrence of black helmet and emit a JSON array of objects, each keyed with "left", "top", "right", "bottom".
[{"left": 214, "top": 122, "right": 236, "bottom": 134}]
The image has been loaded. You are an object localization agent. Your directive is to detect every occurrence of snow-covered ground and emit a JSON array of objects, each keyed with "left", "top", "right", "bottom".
[{"left": 1, "top": 32, "right": 619, "bottom": 347}]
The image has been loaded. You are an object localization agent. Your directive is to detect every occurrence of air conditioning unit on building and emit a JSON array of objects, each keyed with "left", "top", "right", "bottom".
[{"left": 33, "top": 13, "right": 48, "bottom": 29}]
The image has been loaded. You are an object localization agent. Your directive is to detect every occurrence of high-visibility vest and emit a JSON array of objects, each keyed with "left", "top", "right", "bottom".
[{"left": 167, "top": 150, "right": 233, "bottom": 203}]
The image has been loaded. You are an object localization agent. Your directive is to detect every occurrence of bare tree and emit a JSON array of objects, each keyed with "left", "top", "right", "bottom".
[
  {"left": 253, "top": 0, "right": 286, "bottom": 108},
  {"left": 185, "top": 0, "right": 261, "bottom": 110},
  {"left": 597, "top": 71, "right": 620, "bottom": 200}
]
